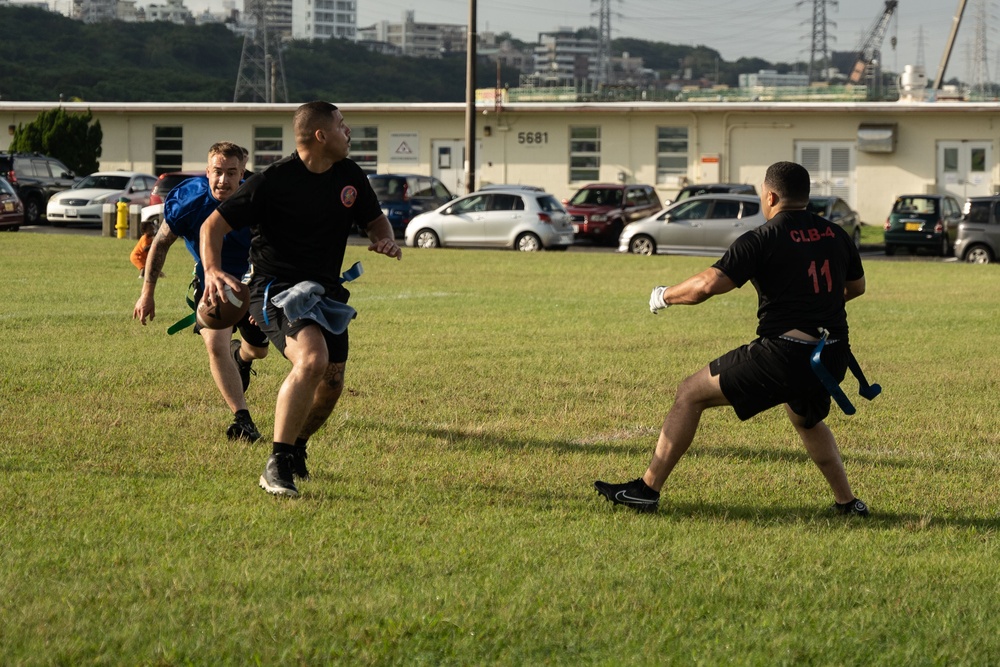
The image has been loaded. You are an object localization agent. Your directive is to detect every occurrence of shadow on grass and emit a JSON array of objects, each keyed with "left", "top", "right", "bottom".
[{"left": 592, "top": 498, "right": 1000, "bottom": 531}]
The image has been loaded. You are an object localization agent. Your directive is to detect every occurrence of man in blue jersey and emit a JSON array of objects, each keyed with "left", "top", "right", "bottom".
[
  {"left": 595, "top": 161, "right": 870, "bottom": 517},
  {"left": 133, "top": 141, "right": 269, "bottom": 442}
]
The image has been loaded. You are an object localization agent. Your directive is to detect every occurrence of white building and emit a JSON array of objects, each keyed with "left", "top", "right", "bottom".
[
  {"left": 292, "top": 0, "right": 356, "bottom": 41},
  {"left": 533, "top": 31, "right": 600, "bottom": 85},
  {"left": 355, "top": 11, "right": 464, "bottom": 57},
  {"left": 739, "top": 69, "right": 811, "bottom": 88},
  {"left": 144, "top": 0, "right": 191, "bottom": 24}
]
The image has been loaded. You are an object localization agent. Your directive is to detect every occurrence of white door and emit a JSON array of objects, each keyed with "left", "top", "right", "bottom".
[
  {"left": 432, "top": 139, "right": 483, "bottom": 196},
  {"left": 796, "top": 142, "right": 856, "bottom": 205},
  {"left": 937, "top": 141, "right": 993, "bottom": 200}
]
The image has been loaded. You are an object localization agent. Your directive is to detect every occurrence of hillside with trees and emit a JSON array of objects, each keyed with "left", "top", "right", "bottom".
[{"left": 0, "top": 6, "right": 806, "bottom": 104}]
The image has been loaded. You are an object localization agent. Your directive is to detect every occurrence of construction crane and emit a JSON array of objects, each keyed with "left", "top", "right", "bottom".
[
  {"left": 848, "top": 0, "right": 898, "bottom": 90},
  {"left": 933, "top": 0, "right": 969, "bottom": 89}
]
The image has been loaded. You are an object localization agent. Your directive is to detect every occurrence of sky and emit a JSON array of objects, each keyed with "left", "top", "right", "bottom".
[{"left": 181, "top": 0, "right": 984, "bottom": 82}]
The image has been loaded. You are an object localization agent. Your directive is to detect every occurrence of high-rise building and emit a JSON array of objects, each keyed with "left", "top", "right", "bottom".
[{"left": 292, "top": 0, "right": 356, "bottom": 40}]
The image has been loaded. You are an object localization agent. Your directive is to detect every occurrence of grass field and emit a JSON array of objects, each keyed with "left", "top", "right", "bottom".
[{"left": 1, "top": 233, "right": 998, "bottom": 665}]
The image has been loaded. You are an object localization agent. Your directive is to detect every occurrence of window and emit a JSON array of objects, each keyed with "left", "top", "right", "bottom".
[
  {"left": 670, "top": 200, "right": 711, "bottom": 220},
  {"left": 154, "top": 126, "right": 183, "bottom": 175},
  {"left": 656, "top": 126, "right": 689, "bottom": 185},
  {"left": 352, "top": 126, "right": 378, "bottom": 173},
  {"left": 452, "top": 194, "right": 489, "bottom": 214},
  {"left": 569, "top": 126, "right": 600, "bottom": 182},
  {"left": 489, "top": 194, "right": 524, "bottom": 211},
  {"left": 253, "top": 127, "right": 284, "bottom": 169},
  {"left": 711, "top": 200, "right": 741, "bottom": 219}
]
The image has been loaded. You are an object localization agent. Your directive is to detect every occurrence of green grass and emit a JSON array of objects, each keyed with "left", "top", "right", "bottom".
[{"left": 2, "top": 234, "right": 999, "bottom": 665}]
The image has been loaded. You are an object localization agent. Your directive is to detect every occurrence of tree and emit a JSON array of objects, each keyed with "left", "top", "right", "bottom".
[{"left": 9, "top": 107, "right": 102, "bottom": 175}]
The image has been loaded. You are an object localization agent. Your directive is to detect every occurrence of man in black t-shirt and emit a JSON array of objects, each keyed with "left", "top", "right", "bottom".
[
  {"left": 595, "top": 161, "right": 870, "bottom": 516},
  {"left": 201, "top": 101, "right": 402, "bottom": 498}
]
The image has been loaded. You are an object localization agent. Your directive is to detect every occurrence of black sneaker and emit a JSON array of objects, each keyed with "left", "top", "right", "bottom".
[
  {"left": 259, "top": 453, "right": 298, "bottom": 497},
  {"left": 231, "top": 339, "right": 256, "bottom": 393},
  {"left": 833, "top": 498, "right": 870, "bottom": 517},
  {"left": 594, "top": 478, "right": 660, "bottom": 513},
  {"left": 291, "top": 444, "right": 310, "bottom": 481},
  {"left": 226, "top": 413, "right": 261, "bottom": 443}
]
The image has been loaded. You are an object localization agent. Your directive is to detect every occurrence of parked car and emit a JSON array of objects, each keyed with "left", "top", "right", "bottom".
[
  {"left": 563, "top": 183, "right": 662, "bottom": 245},
  {"left": 149, "top": 170, "right": 204, "bottom": 206},
  {"left": 46, "top": 171, "right": 157, "bottom": 227},
  {"left": 368, "top": 173, "right": 454, "bottom": 237},
  {"left": 807, "top": 195, "right": 862, "bottom": 248},
  {"left": 883, "top": 194, "right": 963, "bottom": 256},
  {"left": 0, "top": 151, "right": 79, "bottom": 224},
  {"left": 619, "top": 194, "right": 765, "bottom": 256},
  {"left": 669, "top": 182, "right": 757, "bottom": 205},
  {"left": 0, "top": 176, "right": 25, "bottom": 231},
  {"left": 404, "top": 187, "right": 574, "bottom": 251},
  {"left": 956, "top": 196, "right": 1000, "bottom": 263}
]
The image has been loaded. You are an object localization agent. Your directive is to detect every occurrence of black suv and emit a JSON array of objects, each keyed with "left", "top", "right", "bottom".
[
  {"left": 368, "top": 173, "right": 454, "bottom": 237},
  {"left": 0, "top": 152, "right": 79, "bottom": 224}
]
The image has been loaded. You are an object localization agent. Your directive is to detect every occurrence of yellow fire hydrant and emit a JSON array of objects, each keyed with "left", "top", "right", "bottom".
[{"left": 115, "top": 198, "right": 129, "bottom": 239}]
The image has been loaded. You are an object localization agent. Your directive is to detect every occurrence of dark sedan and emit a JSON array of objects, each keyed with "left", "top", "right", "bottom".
[
  {"left": 807, "top": 195, "right": 862, "bottom": 248},
  {"left": 0, "top": 177, "right": 25, "bottom": 231}
]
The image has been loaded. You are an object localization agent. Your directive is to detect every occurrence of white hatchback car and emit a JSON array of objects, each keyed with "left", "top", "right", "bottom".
[
  {"left": 47, "top": 171, "right": 157, "bottom": 227},
  {"left": 405, "top": 187, "right": 574, "bottom": 251},
  {"left": 619, "top": 194, "right": 765, "bottom": 256}
]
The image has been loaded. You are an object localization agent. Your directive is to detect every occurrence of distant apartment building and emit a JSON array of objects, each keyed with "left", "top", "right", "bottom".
[
  {"left": 71, "top": 0, "right": 129, "bottom": 22},
  {"left": 144, "top": 0, "right": 191, "bottom": 24},
  {"left": 738, "top": 69, "right": 811, "bottom": 88},
  {"left": 356, "top": 10, "right": 465, "bottom": 58},
  {"left": 532, "top": 31, "right": 600, "bottom": 85},
  {"left": 292, "top": 0, "right": 356, "bottom": 40}
]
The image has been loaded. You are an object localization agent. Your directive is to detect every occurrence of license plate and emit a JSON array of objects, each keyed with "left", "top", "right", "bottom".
[
  {"left": 905, "top": 222, "right": 922, "bottom": 231},
  {"left": 66, "top": 208, "right": 78, "bottom": 217},
  {"left": 2, "top": 202, "right": 12, "bottom": 212},
  {"left": 572, "top": 224, "right": 580, "bottom": 233}
]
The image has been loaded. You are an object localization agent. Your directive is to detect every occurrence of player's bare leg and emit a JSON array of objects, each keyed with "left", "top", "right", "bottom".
[
  {"left": 785, "top": 406, "right": 855, "bottom": 504},
  {"left": 642, "top": 365, "right": 730, "bottom": 492}
]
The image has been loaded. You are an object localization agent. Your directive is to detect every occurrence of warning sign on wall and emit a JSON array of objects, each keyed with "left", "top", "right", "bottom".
[{"left": 389, "top": 132, "right": 419, "bottom": 163}]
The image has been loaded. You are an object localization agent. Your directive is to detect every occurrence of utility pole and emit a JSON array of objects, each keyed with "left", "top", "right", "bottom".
[{"left": 464, "top": 0, "right": 477, "bottom": 194}]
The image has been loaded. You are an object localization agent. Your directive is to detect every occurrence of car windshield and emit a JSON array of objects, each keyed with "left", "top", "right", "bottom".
[
  {"left": 893, "top": 197, "right": 938, "bottom": 215},
  {"left": 569, "top": 188, "right": 622, "bottom": 206},
  {"left": 369, "top": 176, "right": 407, "bottom": 200},
  {"left": 806, "top": 198, "right": 832, "bottom": 215},
  {"left": 76, "top": 175, "right": 130, "bottom": 190},
  {"left": 536, "top": 195, "right": 566, "bottom": 213}
]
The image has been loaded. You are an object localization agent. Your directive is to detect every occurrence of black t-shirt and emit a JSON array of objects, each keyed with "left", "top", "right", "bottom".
[
  {"left": 712, "top": 209, "right": 864, "bottom": 340},
  {"left": 217, "top": 152, "right": 382, "bottom": 291}
]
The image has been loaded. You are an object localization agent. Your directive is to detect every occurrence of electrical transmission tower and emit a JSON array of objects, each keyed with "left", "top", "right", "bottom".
[
  {"left": 592, "top": 0, "right": 616, "bottom": 85},
  {"left": 915, "top": 25, "right": 927, "bottom": 68},
  {"left": 234, "top": 0, "right": 289, "bottom": 103},
  {"left": 969, "top": 0, "right": 991, "bottom": 96},
  {"left": 798, "top": 0, "right": 837, "bottom": 82}
]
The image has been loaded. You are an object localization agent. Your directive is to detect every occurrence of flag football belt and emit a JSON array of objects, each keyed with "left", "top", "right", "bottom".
[
  {"left": 261, "top": 261, "right": 364, "bottom": 326},
  {"left": 166, "top": 274, "right": 200, "bottom": 335},
  {"left": 807, "top": 328, "right": 882, "bottom": 415}
]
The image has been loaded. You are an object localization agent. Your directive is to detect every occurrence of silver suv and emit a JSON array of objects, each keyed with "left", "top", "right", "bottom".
[{"left": 956, "top": 196, "right": 1000, "bottom": 263}]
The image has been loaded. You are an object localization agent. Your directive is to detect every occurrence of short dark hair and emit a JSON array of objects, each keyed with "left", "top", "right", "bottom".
[
  {"left": 294, "top": 101, "right": 339, "bottom": 142},
  {"left": 764, "top": 161, "right": 811, "bottom": 204}
]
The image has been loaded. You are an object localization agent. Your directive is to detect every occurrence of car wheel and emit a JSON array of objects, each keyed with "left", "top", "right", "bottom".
[
  {"left": 884, "top": 244, "right": 895, "bottom": 256},
  {"left": 852, "top": 227, "right": 861, "bottom": 249},
  {"left": 516, "top": 232, "right": 542, "bottom": 252},
  {"left": 963, "top": 243, "right": 994, "bottom": 264},
  {"left": 23, "top": 195, "right": 42, "bottom": 225},
  {"left": 628, "top": 235, "right": 655, "bottom": 255},
  {"left": 414, "top": 228, "right": 439, "bottom": 248}
]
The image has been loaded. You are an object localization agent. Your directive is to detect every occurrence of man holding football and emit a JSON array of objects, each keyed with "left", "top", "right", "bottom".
[
  {"left": 133, "top": 141, "right": 269, "bottom": 443},
  {"left": 594, "top": 161, "right": 871, "bottom": 517},
  {"left": 200, "top": 101, "right": 401, "bottom": 498}
]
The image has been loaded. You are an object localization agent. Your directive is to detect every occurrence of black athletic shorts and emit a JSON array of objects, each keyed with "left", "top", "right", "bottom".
[
  {"left": 247, "top": 275, "right": 350, "bottom": 363},
  {"left": 193, "top": 282, "right": 269, "bottom": 348},
  {"left": 709, "top": 336, "right": 851, "bottom": 429}
]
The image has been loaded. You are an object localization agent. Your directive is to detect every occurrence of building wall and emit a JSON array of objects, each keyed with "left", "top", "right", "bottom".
[{"left": 3, "top": 101, "right": 998, "bottom": 225}]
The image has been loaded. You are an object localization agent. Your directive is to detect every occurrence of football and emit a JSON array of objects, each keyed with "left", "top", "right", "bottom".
[{"left": 196, "top": 282, "right": 250, "bottom": 330}]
